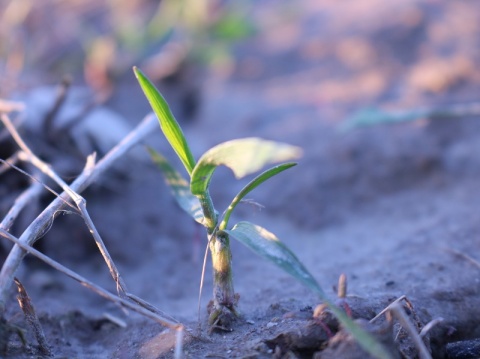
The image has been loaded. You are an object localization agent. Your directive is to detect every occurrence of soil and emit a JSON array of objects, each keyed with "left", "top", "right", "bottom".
[{"left": 2, "top": 1, "right": 480, "bottom": 358}]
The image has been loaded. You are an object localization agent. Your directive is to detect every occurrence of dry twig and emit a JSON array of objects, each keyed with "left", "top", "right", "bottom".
[
  {"left": 444, "top": 247, "right": 480, "bottom": 270},
  {"left": 0, "top": 229, "right": 184, "bottom": 358},
  {"left": 388, "top": 302, "right": 432, "bottom": 359},
  {"left": 14, "top": 278, "right": 51, "bottom": 356},
  {"left": 0, "top": 181, "right": 44, "bottom": 233},
  {"left": 0, "top": 113, "right": 187, "bottom": 358},
  {"left": 0, "top": 113, "right": 157, "bottom": 311},
  {"left": 0, "top": 99, "right": 25, "bottom": 113},
  {"left": 371, "top": 296, "right": 432, "bottom": 359},
  {"left": 1, "top": 113, "right": 128, "bottom": 296},
  {"left": 0, "top": 229, "right": 183, "bottom": 328}
]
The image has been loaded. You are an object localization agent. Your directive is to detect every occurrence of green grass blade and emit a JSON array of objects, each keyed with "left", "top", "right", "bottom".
[
  {"left": 134, "top": 67, "right": 196, "bottom": 175},
  {"left": 224, "top": 221, "right": 393, "bottom": 359},
  {"left": 190, "top": 138, "right": 302, "bottom": 196},
  {"left": 342, "top": 107, "right": 429, "bottom": 130},
  {"left": 224, "top": 221, "right": 325, "bottom": 296},
  {"left": 219, "top": 163, "right": 297, "bottom": 230},
  {"left": 325, "top": 303, "right": 394, "bottom": 359},
  {"left": 148, "top": 148, "right": 204, "bottom": 224}
]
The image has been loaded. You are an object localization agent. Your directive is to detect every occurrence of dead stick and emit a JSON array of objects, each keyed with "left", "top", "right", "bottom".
[
  {"left": 0, "top": 229, "right": 181, "bottom": 330},
  {"left": 0, "top": 152, "right": 20, "bottom": 175},
  {"left": 43, "top": 76, "right": 71, "bottom": 138},
  {"left": 0, "top": 99, "right": 25, "bottom": 113},
  {"left": 0, "top": 113, "right": 158, "bottom": 311},
  {"left": 0, "top": 181, "right": 44, "bottom": 232},
  {"left": 14, "top": 278, "right": 52, "bottom": 356},
  {"left": 388, "top": 302, "right": 432, "bottom": 359},
  {"left": 1, "top": 113, "right": 128, "bottom": 296}
]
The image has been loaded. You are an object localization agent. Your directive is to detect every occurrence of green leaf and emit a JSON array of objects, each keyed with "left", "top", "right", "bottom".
[
  {"left": 223, "top": 221, "right": 324, "bottom": 296},
  {"left": 148, "top": 148, "right": 204, "bottom": 224},
  {"left": 326, "top": 304, "right": 395, "bottom": 359},
  {"left": 134, "top": 67, "right": 196, "bottom": 175},
  {"left": 190, "top": 138, "right": 302, "bottom": 196},
  {"left": 343, "top": 107, "right": 429, "bottom": 130},
  {"left": 225, "top": 221, "right": 393, "bottom": 359},
  {"left": 212, "top": 13, "right": 256, "bottom": 41},
  {"left": 219, "top": 163, "right": 297, "bottom": 230}
]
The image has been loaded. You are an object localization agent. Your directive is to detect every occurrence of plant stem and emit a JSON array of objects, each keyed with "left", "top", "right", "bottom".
[
  {"left": 197, "top": 194, "right": 217, "bottom": 233},
  {"left": 197, "top": 191, "right": 238, "bottom": 327},
  {"left": 208, "top": 231, "right": 237, "bottom": 327}
]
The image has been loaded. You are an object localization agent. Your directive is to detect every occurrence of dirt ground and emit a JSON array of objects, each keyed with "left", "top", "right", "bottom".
[{"left": 2, "top": 1, "right": 480, "bottom": 358}]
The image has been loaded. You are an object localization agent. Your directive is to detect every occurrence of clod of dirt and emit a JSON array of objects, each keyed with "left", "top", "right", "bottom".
[
  {"left": 446, "top": 338, "right": 480, "bottom": 359},
  {"left": 314, "top": 319, "right": 400, "bottom": 359},
  {"left": 264, "top": 320, "right": 331, "bottom": 357}
]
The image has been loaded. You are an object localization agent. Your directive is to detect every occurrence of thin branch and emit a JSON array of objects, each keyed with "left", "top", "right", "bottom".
[
  {"left": 0, "top": 152, "right": 19, "bottom": 175},
  {"left": 126, "top": 293, "right": 179, "bottom": 325},
  {"left": 388, "top": 302, "right": 432, "bottom": 359},
  {"left": 1, "top": 113, "right": 128, "bottom": 296},
  {"left": 419, "top": 317, "right": 444, "bottom": 338},
  {"left": 43, "top": 76, "right": 71, "bottom": 138},
  {"left": 0, "top": 181, "right": 44, "bottom": 232},
  {"left": 370, "top": 295, "right": 407, "bottom": 323},
  {"left": 0, "top": 229, "right": 182, "bottom": 331},
  {"left": 14, "top": 278, "right": 52, "bottom": 356},
  {"left": 197, "top": 240, "right": 210, "bottom": 329},
  {"left": 0, "top": 158, "right": 74, "bottom": 211},
  {"left": 370, "top": 296, "right": 432, "bottom": 359},
  {"left": 0, "top": 113, "right": 158, "bottom": 311},
  {"left": 0, "top": 99, "right": 25, "bottom": 113},
  {"left": 444, "top": 247, "right": 480, "bottom": 270}
]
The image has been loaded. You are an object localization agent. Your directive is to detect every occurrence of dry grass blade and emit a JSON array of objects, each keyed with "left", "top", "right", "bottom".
[
  {"left": 388, "top": 302, "right": 432, "bottom": 359},
  {"left": 0, "top": 113, "right": 158, "bottom": 311},
  {"left": 444, "top": 247, "right": 480, "bottom": 270},
  {"left": 371, "top": 296, "right": 432, "bottom": 359},
  {"left": 0, "top": 99, "right": 25, "bottom": 113},
  {"left": 1, "top": 113, "right": 128, "bottom": 296},
  {"left": 43, "top": 76, "right": 71, "bottom": 136},
  {"left": 0, "top": 229, "right": 184, "bottom": 359},
  {"left": 0, "top": 152, "right": 19, "bottom": 175},
  {"left": 0, "top": 158, "right": 69, "bottom": 206},
  {"left": 126, "top": 293, "right": 179, "bottom": 325},
  {"left": 0, "top": 229, "right": 181, "bottom": 330},
  {"left": 14, "top": 278, "right": 51, "bottom": 356},
  {"left": 0, "top": 180, "right": 43, "bottom": 233},
  {"left": 370, "top": 295, "right": 406, "bottom": 323},
  {"left": 419, "top": 318, "right": 444, "bottom": 338}
]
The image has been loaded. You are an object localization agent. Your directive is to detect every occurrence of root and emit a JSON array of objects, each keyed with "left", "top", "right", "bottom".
[{"left": 207, "top": 294, "right": 240, "bottom": 333}]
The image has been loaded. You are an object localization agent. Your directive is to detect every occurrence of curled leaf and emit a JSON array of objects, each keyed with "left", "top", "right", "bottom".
[
  {"left": 190, "top": 138, "right": 302, "bottom": 196},
  {"left": 148, "top": 148, "right": 204, "bottom": 224}
]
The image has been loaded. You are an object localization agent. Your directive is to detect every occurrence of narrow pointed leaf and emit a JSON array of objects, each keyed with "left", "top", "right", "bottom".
[
  {"left": 326, "top": 303, "right": 394, "bottom": 359},
  {"left": 134, "top": 67, "right": 196, "bottom": 175},
  {"left": 219, "top": 163, "right": 297, "bottom": 230},
  {"left": 223, "top": 221, "right": 324, "bottom": 296},
  {"left": 191, "top": 138, "right": 302, "bottom": 196},
  {"left": 224, "top": 221, "right": 393, "bottom": 359},
  {"left": 148, "top": 148, "right": 204, "bottom": 224}
]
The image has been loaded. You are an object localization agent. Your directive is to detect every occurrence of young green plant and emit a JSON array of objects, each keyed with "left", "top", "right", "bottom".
[{"left": 134, "top": 67, "right": 394, "bottom": 358}]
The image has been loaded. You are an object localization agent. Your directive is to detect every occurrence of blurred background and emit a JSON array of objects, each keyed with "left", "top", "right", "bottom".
[
  {"left": 3, "top": 0, "right": 480, "bottom": 229},
  {"left": 2, "top": 0, "right": 480, "bottom": 111},
  {"left": 0, "top": 0, "right": 257, "bottom": 105},
  {"left": 2, "top": 0, "right": 480, "bottom": 227}
]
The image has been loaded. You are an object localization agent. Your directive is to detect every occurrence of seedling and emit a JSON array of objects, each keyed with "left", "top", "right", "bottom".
[{"left": 134, "top": 67, "right": 393, "bottom": 358}]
